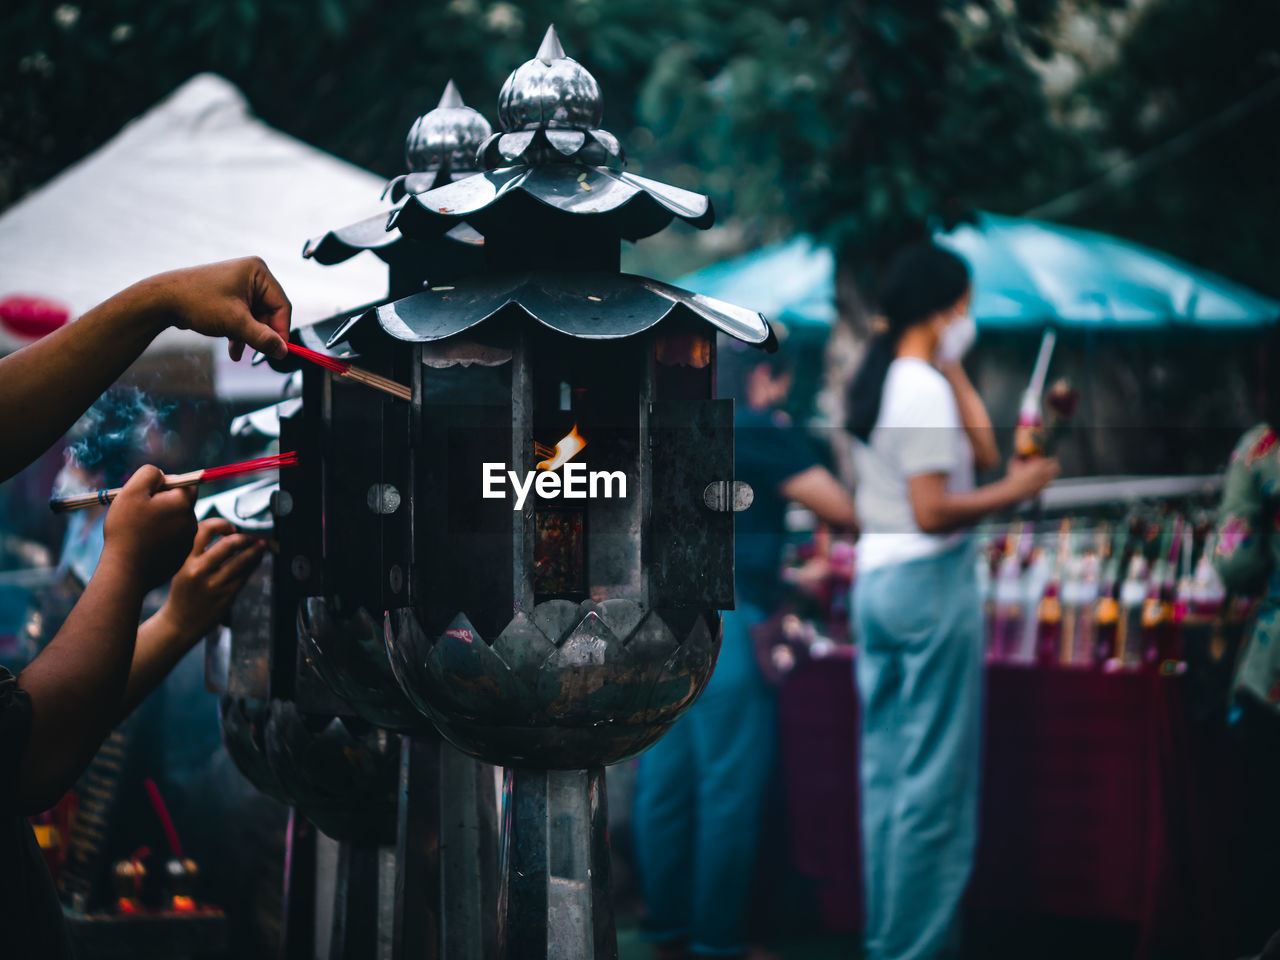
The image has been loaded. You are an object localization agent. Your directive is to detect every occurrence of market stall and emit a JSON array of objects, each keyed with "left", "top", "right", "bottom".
[{"left": 686, "top": 220, "right": 1279, "bottom": 957}]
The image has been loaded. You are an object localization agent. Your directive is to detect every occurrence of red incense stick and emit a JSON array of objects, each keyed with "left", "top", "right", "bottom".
[
  {"left": 143, "top": 778, "right": 184, "bottom": 860},
  {"left": 286, "top": 342, "right": 411, "bottom": 401},
  {"left": 49, "top": 451, "right": 298, "bottom": 514}
]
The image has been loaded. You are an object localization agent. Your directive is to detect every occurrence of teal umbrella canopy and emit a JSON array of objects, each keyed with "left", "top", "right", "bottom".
[
  {"left": 934, "top": 212, "right": 1279, "bottom": 329},
  {"left": 675, "top": 235, "right": 836, "bottom": 327},
  {"left": 676, "top": 214, "right": 1279, "bottom": 331}
]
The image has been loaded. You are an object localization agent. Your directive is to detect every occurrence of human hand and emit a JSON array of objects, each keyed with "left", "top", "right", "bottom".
[
  {"left": 160, "top": 520, "right": 266, "bottom": 642},
  {"left": 145, "top": 257, "right": 292, "bottom": 361},
  {"left": 1004, "top": 455, "right": 1060, "bottom": 500},
  {"left": 102, "top": 466, "right": 198, "bottom": 591},
  {"left": 789, "top": 556, "right": 833, "bottom": 593}
]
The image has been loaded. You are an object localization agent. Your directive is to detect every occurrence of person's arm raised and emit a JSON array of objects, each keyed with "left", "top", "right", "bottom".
[
  {"left": 779, "top": 465, "right": 859, "bottom": 532},
  {"left": 0, "top": 257, "right": 291, "bottom": 483},
  {"left": 14, "top": 467, "right": 197, "bottom": 813},
  {"left": 908, "top": 455, "right": 1059, "bottom": 535},
  {"left": 118, "top": 520, "right": 264, "bottom": 721}
]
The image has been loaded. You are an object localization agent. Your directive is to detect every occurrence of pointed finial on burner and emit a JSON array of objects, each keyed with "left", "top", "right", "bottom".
[
  {"left": 437, "top": 79, "right": 464, "bottom": 110},
  {"left": 498, "top": 24, "right": 602, "bottom": 133},
  {"left": 537, "top": 25, "right": 565, "bottom": 65},
  {"left": 404, "top": 81, "right": 493, "bottom": 175}
]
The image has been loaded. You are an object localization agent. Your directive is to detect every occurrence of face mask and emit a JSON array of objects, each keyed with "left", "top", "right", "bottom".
[{"left": 935, "top": 311, "right": 977, "bottom": 365}]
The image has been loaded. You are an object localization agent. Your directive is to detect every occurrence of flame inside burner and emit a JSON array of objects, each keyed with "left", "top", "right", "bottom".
[{"left": 535, "top": 425, "right": 587, "bottom": 472}]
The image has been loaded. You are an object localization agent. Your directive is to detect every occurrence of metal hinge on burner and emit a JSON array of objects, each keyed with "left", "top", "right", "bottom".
[{"left": 702, "top": 481, "right": 753, "bottom": 512}]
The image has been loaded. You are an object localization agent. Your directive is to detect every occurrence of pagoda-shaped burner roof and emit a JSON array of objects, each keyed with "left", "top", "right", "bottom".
[
  {"left": 392, "top": 27, "right": 714, "bottom": 244},
  {"left": 327, "top": 272, "right": 774, "bottom": 350},
  {"left": 303, "top": 81, "right": 491, "bottom": 266},
  {"left": 391, "top": 164, "right": 713, "bottom": 243},
  {"left": 324, "top": 26, "right": 772, "bottom": 353}
]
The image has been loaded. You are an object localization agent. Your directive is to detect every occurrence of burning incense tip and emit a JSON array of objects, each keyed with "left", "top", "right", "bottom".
[{"left": 48, "top": 452, "right": 299, "bottom": 514}]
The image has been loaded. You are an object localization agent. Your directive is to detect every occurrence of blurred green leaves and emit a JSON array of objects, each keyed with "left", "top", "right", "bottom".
[{"left": 1, "top": 0, "right": 1273, "bottom": 298}]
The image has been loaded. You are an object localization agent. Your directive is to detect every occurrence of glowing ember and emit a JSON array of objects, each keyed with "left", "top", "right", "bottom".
[{"left": 536, "top": 425, "right": 587, "bottom": 472}]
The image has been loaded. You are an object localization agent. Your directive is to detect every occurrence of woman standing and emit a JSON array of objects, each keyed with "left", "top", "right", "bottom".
[
  {"left": 633, "top": 346, "right": 857, "bottom": 960},
  {"left": 1213, "top": 321, "right": 1280, "bottom": 959},
  {"left": 847, "top": 242, "right": 1057, "bottom": 960}
]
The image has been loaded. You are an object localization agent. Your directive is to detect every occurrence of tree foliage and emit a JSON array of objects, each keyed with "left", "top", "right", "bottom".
[
  {"left": 1072, "top": 0, "right": 1280, "bottom": 297},
  {"left": 633, "top": 0, "right": 1103, "bottom": 303},
  {"left": 2, "top": 0, "right": 1274, "bottom": 301}
]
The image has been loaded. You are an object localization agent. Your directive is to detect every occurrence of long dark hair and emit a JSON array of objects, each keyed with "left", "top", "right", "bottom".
[{"left": 846, "top": 242, "right": 971, "bottom": 441}]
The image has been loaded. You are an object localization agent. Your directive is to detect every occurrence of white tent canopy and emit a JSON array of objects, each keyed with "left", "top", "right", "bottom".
[{"left": 0, "top": 73, "right": 391, "bottom": 394}]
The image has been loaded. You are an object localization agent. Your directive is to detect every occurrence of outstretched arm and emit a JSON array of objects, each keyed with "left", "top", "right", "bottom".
[
  {"left": 15, "top": 467, "right": 198, "bottom": 813},
  {"left": 908, "top": 455, "right": 1059, "bottom": 535},
  {"left": 780, "top": 465, "right": 859, "bottom": 532},
  {"left": 0, "top": 257, "right": 292, "bottom": 483},
  {"left": 118, "top": 520, "right": 265, "bottom": 721}
]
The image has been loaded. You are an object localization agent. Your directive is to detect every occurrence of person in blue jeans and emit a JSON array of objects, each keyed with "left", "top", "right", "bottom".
[
  {"left": 633, "top": 341, "right": 858, "bottom": 960},
  {"left": 846, "top": 242, "right": 1057, "bottom": 959}
]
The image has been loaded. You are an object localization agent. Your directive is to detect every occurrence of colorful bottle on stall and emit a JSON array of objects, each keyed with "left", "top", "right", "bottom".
[
  {"left": 1141, "top": 577, "right": 1170, "bottom": 670},
  {"left": 1192, "top": 540, "right": 1226, "bottom": 619},
  {"left": 1173, "top": 527, "right": 1195, "bottom": 625},
  {"left": 1093, "top": 522, "right": 1128, "bottom": 666},
  {"left": 1059, "top": 555, "right": 1084, "bottom": 666},
  {"left": 1095, "top": 590, "right": 1119, "bottom": 666},
  {"left": 1169, "top": 523, "right": 1201, "bottom": 658},
  {"left": 1188, "top": 535, "right": 1228, "bottom": 663},
  {"left": 1142, "top": 518, "right": 1176, "bottom": 670},
  {"left": 1036, "top": 579, "right": 1063, "bottom": 667},
  {"left": 1070, "top": 552, "right": 1100, "bottom": 667},
  {"left": 1037, "top": 519, "right": 1071, "bottom": 667},
  {"left": 1155, "top": 517, "right": 1185, "bottom": 670},
  {"left": 990, "top": 550, "right": 1025, "bottom": 664},
  {"left": 979, "top": 538, "right": 1001, "bottom": 656},
  {"left": 1019, "top": 547, "right": 1053, "bottom": 664},
  {"left": 1116, "top": 555, "right": 1149, "bottom": 670}
]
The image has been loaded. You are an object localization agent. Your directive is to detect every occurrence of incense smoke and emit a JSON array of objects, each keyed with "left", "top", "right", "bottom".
[{"left": 54, "top": 387, "right": 173, "bottom": 495}]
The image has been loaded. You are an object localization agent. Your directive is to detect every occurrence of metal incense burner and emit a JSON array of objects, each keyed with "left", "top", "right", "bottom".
[
  {"left": 210, "top": 83, "right": 502, "bottom": 960},
  {"left": 327, "top": 27, "right": 771, "bottom": 959},
  {"left": 297, "top": 80, "right": 502, "bottom": 960}
]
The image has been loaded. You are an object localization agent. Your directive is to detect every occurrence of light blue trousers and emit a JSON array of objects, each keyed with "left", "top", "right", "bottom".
[
  {"left": 854, "top": 540, "right": 984, "bottom": 960},
  {"left": 632, "top": 600, "right": 776, "bottom": 957}
]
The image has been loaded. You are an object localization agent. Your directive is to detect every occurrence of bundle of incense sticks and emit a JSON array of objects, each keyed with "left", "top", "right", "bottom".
[
  {"left": 286, "top": 342, "right": 411, "bottom": 401},
  {"left": 49, "top": 452, "right": 298, "bottom": 514}
]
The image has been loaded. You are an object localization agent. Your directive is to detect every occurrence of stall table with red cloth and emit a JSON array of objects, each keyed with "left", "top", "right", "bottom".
[{"left": 777, "top": 649, "right": 1245, "bottom": 959}]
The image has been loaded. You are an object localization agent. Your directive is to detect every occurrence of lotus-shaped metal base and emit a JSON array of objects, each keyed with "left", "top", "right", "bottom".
[
  {"left": 262, "top": 700, "right": 399, "bottom": 844},
  {"left": 219, "top": 697, "right": 290, "bottom": 804},
  {"left": 221, "top": 698, "right": 398, "bottom": 843},
  {"left": 385, "top": 599, "right": 719, "bottom": 769},
  {"left": 297, "top": 597, "right": 433, "bottom": 735}
]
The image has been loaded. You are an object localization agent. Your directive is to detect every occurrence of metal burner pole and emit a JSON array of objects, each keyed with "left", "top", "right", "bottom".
[
  {"left": 328, "top": 841, "right": 384, "bottom": 960},
  {"left": 394, "top": 734, "right": 499, "bottom": 960},
  {"left": 499, "top": 766, "right": 614, "bottom": 960}
]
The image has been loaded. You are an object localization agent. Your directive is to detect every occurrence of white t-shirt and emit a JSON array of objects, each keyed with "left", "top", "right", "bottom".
[{"left": 852, "top": 356, "right": 974, "bottom": 573}]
